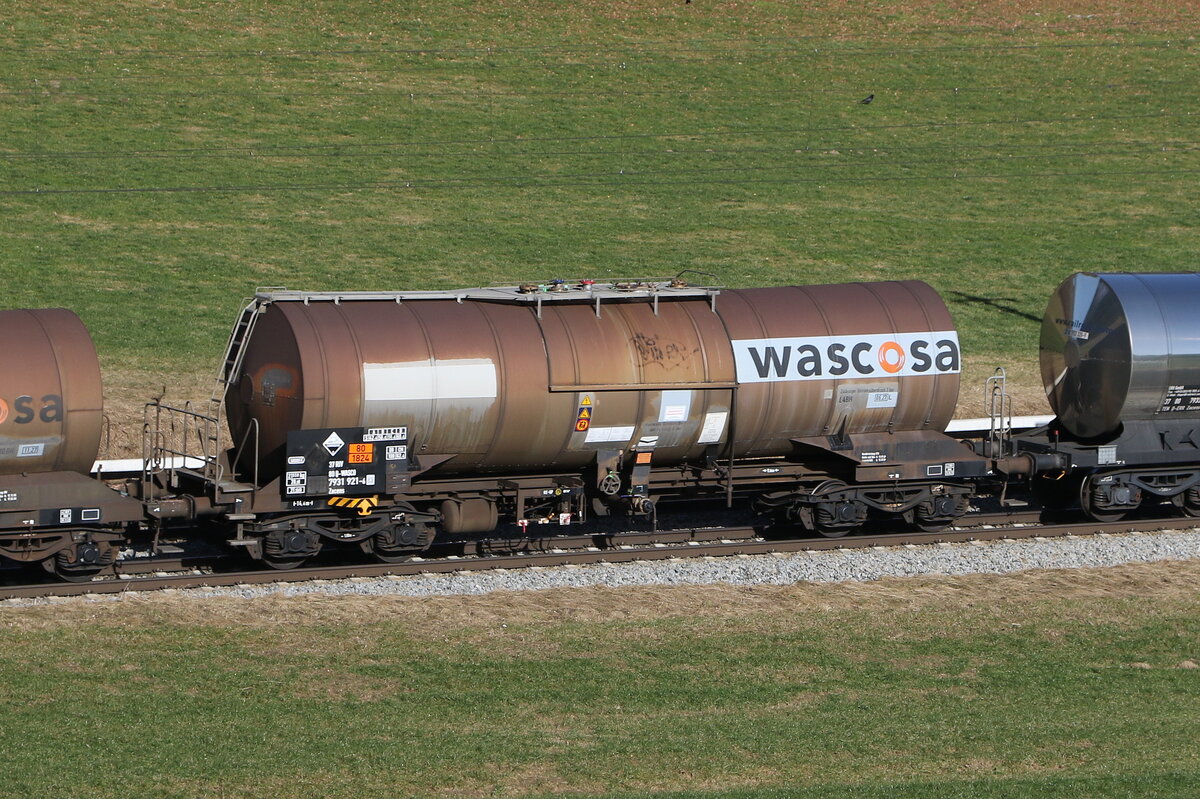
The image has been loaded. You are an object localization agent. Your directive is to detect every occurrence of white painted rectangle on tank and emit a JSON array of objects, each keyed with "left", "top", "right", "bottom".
[
  {"left": 363, "top": 360, "right": 498, "bottom": 401},
  {"left": 732, "top": 331, "right": 961, "bottom": 383}
]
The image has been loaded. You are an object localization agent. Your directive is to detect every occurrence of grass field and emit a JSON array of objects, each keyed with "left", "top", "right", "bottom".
[
  {"left": 2, "top": 1, "right": 1198, "bottom": 422},
  {"left": 1, "top": 562, "right": 1198, "bottom": 798}
]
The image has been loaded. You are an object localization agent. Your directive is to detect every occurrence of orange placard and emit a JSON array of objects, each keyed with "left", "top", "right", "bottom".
[{"left": 348, "top": 443, "right": 374, "bottom": 463}]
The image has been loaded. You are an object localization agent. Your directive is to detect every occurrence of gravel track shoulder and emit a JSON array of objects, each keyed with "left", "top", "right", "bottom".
[{"left": 4, "top": 527, "right": 1197, "bottom": 610}]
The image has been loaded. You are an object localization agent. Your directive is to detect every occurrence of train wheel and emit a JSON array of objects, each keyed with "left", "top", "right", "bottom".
[
  {"left": 262, "top": 555, "right": 307, "bottom": 570},
  {"left": 48, "top": 560, "right": 105, "bottom": 583},
  {"left": 914, "top": 495, "right": 967, "bottom": 533},
  {"left": 810, "top": 480, "right": 864, "bottom": 538},
  {"left": 44, "top": 540, "right": 116, "bottom": 582},
  {"left": 262, "top": 530, "right": 321, "bottom": 569},
  {"left": 1182, "top": 488, "right": 1200, "bottom": 518},
  {"left": 360, "top": 522, "right": 431, "bottom": 563},
  {"left": 363, "top": 548, "right": 412, "bottom": 565},
  {"left": 1079, "top": 476, "right": 1131, "bottom": 523}
]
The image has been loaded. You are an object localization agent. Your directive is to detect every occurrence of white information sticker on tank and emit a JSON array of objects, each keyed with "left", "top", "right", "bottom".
[
  {"left": 658, "top": 390, "right": 692, "bottom": 423},
  {"left": 364, "top": 426, "right": 408, "bottom": 442},
  {"left": 697, "top": 411, "right": 728, "bottom": 444},
  {"left": 363, "top": 360, "right": 498, "bottom": 402},
  {"left": 17, "top": 443, "right": 44, "bottom": 457},
  {"left": 866, "top": 390, "right": 898, "bottom": 409},
  {"left": 584, "top": 425, "right": 635, "bottom": 443},
  {"left": 731, "top": 331, "right": 960, "bottom": 383}
]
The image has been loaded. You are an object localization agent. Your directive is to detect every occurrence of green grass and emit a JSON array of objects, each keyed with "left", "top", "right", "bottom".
[
  {"left": 1, "top": 568, "right": 1198, "bottom": 797},
  {"left": 1, "top": 2, "right": 1198, "bottom": 380}
]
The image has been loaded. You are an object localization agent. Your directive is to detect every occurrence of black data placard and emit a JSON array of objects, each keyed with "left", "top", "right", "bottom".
[{"left": 283, "top": 426, "right": 408, "bottom": 502}]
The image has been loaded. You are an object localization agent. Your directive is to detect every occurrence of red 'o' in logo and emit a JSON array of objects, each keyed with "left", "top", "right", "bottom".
[
  {"left": 878, "top": 341, "right": 906, "bottom": 374},
  {"left": 0, "top": 398, "right": 8, "bottom": 425}
]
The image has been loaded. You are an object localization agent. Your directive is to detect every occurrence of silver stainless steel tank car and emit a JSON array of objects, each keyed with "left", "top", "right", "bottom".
[
  {"left": 225, "top": 280, "right": 962, "bottom": 479},
  {"left": 0, "top": 309, "right": 104, "bottom": 475},
  {"left": 1041, "top": 272, "right": 1200, "bottom": 439}
]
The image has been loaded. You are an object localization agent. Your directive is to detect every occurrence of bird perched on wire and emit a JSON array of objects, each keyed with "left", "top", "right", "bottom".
[{"left": 860, "top": 94, "right": 874, "bottom": 104}]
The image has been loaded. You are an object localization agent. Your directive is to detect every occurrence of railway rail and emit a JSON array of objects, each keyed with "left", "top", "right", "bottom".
[{"left": 3, "top": 511, "right": 1196, "bottom": 602}]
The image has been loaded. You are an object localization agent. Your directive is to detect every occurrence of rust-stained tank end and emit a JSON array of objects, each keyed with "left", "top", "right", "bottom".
[{"left": 0, "top": 309, "right": 103, "bottom": 475}]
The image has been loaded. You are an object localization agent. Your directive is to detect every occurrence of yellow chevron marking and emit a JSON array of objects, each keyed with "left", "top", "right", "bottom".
[{"left": 327, "top": 496, "right": 380, "bottom": 517}]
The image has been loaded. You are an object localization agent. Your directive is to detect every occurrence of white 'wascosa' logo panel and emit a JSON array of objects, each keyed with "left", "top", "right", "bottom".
[{"left": 732, "top": 332, "right": 961, "bottom": 383}]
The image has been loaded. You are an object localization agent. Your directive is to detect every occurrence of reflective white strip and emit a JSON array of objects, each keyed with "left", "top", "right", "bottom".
[
  {"left": 90, "top": 456, "right": 206, "bottom": 475},
  {"left": 944, "top": 415, "right": 1054, "bottom": 433},
  {"left": 363, "top": 360, "right": 497, "bottom": 402}
]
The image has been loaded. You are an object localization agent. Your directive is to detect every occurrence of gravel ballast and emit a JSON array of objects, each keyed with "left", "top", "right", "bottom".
[
  {"left": 32, "top": 527, "right": 1197, "bottom": 605},
  {"left": 4, "top": 528, "right": 1198, "bottom": 607}
]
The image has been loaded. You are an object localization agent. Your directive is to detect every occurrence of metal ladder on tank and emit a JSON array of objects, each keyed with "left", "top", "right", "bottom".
[
  {"left": 142, "top": 298, "right": 264, "bottom": 493},
  {"left": 211, "top": 298, "right": 263, "bottom": 410},
  {"left": 205, "top": 297, "right": 265, "bottom": 488}
]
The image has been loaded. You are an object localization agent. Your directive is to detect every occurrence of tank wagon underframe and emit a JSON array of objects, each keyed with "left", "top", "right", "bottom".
[{"left": 1016, "top": 419, "right": 1200, "bottom": 521}]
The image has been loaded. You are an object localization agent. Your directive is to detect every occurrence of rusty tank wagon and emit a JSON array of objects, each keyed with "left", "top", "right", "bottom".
[
  {"left": 0, "top": 309, "right": 143, "bottom": 578},
  {"left": 140, "top": 278, "right": 985, "bottom": 568}
]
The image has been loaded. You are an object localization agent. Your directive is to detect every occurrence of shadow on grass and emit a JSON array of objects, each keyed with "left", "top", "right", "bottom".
[{"left": 948, "top": 291, "right": 1042, "bottom": 324}]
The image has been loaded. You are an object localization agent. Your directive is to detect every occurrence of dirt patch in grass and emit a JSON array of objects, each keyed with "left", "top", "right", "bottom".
[
  {"left": 959, "top": 355, "right": 1051, "bottom": 418},
  {"left": 100, "top": 368, "right": 216, "bottom": 458}
]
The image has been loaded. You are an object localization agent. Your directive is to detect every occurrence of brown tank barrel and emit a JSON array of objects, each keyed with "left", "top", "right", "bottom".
[
  {"left": 0, "top": 309, "right": 103, "bottom": 475},
  {"left": 719, "top": 282, "right": 961, "bottom": 455},
  {"left": 227, "top": 281, "right": 960, "bottom": 479}
]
